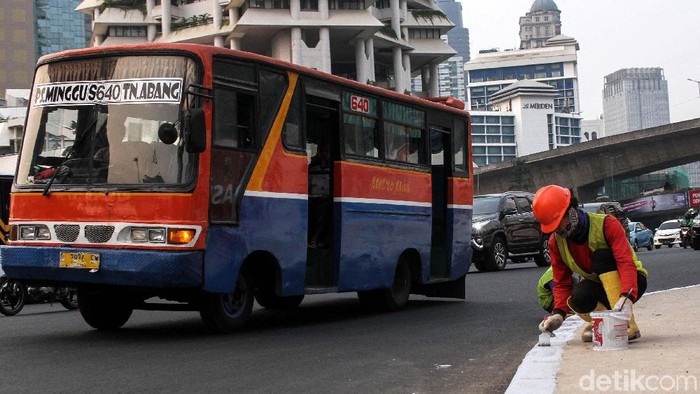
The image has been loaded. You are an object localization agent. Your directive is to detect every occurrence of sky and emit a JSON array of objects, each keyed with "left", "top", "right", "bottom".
[{"left": 461, "top": 0, "right": 700, "bottom": 122}]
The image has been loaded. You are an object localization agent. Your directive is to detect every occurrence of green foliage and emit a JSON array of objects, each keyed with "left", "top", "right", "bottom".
[
  {"left": 410, "top": 9, "right": 448, "bottom": 24},
  {"left": 379, "top": 25, "right": 398, "bottom": 40},
  {"left": 171, "top": 13, "right": 213, "bottom": 30},
  {"left": 99, "top": 0, "right": 147, "bottom": 17}
]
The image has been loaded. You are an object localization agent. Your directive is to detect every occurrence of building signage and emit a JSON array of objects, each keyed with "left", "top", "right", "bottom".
[
  {"left": 522, "top": 103, "right": 553, "bottom": 110},
  {"left": 33, "top": 78, "right": 183, "bottom": 107},
  {"left": 689, "top": 189, "right": 700, "bottom": 208},
  {"left": 622, "top": 192, "right": 688, "bottom": 214}
]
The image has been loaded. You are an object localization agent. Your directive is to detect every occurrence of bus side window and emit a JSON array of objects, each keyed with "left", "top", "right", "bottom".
[
  {"left": 213, "top": 88, "right": 255, "bottom": 150},
  {"left": 283, "top": 83, "right": 304, "bottom": 150}
]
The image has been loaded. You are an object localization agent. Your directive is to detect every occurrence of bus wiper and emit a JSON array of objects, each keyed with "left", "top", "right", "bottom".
[{"left": 42, "top": 146, "right": 75, "bottom": 196}]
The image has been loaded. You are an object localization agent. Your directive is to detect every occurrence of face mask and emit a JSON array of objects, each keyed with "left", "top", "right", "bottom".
[{"left": 556, "top": 208, "right": 578, "bottom": 238}]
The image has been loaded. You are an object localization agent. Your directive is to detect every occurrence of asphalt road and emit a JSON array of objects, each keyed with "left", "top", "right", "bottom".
[{"left": 0, "top": 246, "right": 696, "bottom": 394}]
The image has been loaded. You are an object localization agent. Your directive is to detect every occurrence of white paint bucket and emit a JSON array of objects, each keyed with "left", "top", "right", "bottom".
[{"left": 590, "top": 311, "right": 629, "bottom": 351}]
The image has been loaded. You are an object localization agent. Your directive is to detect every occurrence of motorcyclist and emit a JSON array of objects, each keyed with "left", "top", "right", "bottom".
[
  {"left": 681, "top": 208, "right": 697, "bottom": 227},
  {"left": 680, "top": 208, "right": 697, "bottom": 247},
  {"left": 533, "top": 185, "right": 648, "bottom": 342}
]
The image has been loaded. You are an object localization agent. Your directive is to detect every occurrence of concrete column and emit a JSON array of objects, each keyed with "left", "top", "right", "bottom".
[
  {"left": 228, "top": 7, "right": 239, "bottom": 26},
  {"left": 355, "top": 39, "right": 368, "bottom": 84},
  {"left": 214, "top": 36, "right": 224, "bottom": 47},
  {"left": 291, "top": 27, "right": 302, "bottom": 65},
  {"left": 94, "top": 35, "right": 104, "bottom": 47},
  {"left": 421, "top": 65, "right": 430, "bottom": 91},
  {"left": 212, "top": 0, "right": 223, "bottom": 28},
  {"left": 393, "top": 47, "right": 404, "bottom": 93},
  {"left": 366, "top": 38, "right": 376, "bottom": 81},
  {"left": 161, "top": 1, "right": 171, "bottom": 37},
  {"left": 320, "top": 27, "right": 331, "bottom": 73},
  {"left": 229, "top": 38, "right": 240, "bottom": 50},
  {"left": 319, "top": 0, "right": 329, "bottom": 19},
  {"left": 390, "top": 0, "right": 400, "bottom": 38},
  {"left": 429, "top": 62, "right": 439, "bottom": 96},
  {"left": 290, "top": 0, "right": 300, "bottom": 19},
  {"left": 402, "top": 52, "right": 411, "bottom": 93}
]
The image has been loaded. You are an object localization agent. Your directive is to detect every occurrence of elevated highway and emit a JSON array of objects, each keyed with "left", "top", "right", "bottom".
[{"left": 474, "top": 117, "right": 700, "bottom": 202}]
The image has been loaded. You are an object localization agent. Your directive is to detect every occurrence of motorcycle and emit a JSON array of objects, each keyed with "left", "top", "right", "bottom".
[
  {"left": 0, "top": 277, "right": 26, "bottom": 316},
  {"left": 680, "top": 225, "right": 692, "bottom": 249},
  {"left": 0, "top": 278, "right": 79, "bottom": 316}
]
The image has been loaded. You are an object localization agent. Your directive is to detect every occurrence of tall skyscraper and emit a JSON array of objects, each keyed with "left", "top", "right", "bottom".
[
  {"left": 434, "top": 0, "right": 469, "bottom": 101},
  {"left": 602, "top": 68, "right": 670, "bottom": 136},
  {"left": 435, "top": 0, "right": 469, "bottom": 63},
  {"left": 519, "top": 0, "right": 561, "bottom": 50},
  {"left": 36, "top": 1, "right": 91, "bottom": 58},
  {"left": 0, "top": 1, "right": 36, "bottom": 97},
  {"left": 0, "top": 0, "right": 90, "bottom": 97}
]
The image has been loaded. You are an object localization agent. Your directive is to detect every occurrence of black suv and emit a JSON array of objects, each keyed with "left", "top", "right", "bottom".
[{"left": 471, "top": 191, "right": 550, "bottom": 271}]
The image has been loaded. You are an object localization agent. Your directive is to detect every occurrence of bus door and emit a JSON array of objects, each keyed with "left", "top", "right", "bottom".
[
  {"left": 305, "top": 93, "right": 340, "bottom": 287},
  {"left": 429, "top": 126, "right": 451, "bottom": 279}
]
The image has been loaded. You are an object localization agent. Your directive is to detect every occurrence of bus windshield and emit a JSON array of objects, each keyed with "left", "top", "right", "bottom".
[{"left": 17, "top": 55, "right": 199, "bottom": 188}]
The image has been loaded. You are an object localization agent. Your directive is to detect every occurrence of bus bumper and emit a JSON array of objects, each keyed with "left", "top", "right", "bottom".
[{"left": 0, "top": 246, "right": 203, "bottom": 288}]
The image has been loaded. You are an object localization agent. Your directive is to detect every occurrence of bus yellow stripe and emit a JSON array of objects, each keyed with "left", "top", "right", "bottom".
[{"left": 247, "top": 72, "right": 298, "bottom": 191}]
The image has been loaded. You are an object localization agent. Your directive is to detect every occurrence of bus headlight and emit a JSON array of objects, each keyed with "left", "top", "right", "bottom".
[
  {"left": 130, "top": 227, "right": 166, "bottom": 243},
  {"left": 18, "top": 225, "right": 51, "bottom": 240}
]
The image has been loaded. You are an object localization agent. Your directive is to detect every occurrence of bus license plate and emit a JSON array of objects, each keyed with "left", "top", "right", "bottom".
[{"left": 59, "top": 252, "right": 100, "bottom": 270}]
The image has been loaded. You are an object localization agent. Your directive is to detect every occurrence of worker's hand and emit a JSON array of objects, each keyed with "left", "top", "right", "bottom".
[
  {"left": 539, "top": 314, "right": 564, "bottom": 333},
  {"left": 613, "top": 296, "right": 633, "bottom": 315}
]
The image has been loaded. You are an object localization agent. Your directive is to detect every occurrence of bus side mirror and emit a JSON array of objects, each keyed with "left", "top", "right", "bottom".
[{"left": 186, "top": 108, "right": 206, "bottom": 153}]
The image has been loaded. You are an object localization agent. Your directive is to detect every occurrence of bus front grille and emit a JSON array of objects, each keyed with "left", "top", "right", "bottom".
[
  {"left": 84, "top": 225, "right": 115, "bottom": 243},
  {"left": 54, "top": 224, "right": 80, "bottom": 242}
]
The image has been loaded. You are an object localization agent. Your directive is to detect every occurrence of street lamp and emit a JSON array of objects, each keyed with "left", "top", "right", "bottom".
[
  {"left": 689, "top": 78, "right": 700, "bottom": 96},
  {"left": 600, "top": 154, "right": 623, "bottom": 199}
]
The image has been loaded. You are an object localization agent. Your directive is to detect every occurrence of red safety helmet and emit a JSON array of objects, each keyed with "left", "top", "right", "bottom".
[{"left": 533, "top": 185, "right": 571, "bottom": 233}]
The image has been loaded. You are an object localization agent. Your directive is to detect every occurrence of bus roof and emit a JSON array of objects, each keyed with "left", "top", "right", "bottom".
[{"left": 36, "top": 43, "right": 469, "bottom": 118}]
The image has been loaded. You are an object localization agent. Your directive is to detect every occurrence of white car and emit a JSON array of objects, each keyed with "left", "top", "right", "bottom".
[{"left": 653, "top": 219, "right": 682, "bottom": 249}]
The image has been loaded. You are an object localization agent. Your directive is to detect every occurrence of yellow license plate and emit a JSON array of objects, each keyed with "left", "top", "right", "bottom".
[{"left": 59, "top": 252, "right": 100, "bottom": 270}]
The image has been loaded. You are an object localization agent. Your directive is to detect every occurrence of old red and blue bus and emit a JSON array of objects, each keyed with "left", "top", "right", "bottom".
[{"left": 1, "top": 43, "right": 473, "bottom": 332}]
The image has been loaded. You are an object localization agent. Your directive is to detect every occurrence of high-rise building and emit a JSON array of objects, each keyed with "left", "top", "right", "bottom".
[
  {"left": 463, "top": 0, "right": 582, "bottom": 165},
  {"left": 36, "top": 1, "right": 91, "bottom": 58},
  {"left": 0, "top": 1, "right": 36, "bottom": 97},
  {"left": 602, "top": 67, "right": 670, "bottom": 136},
  {"left": 433, "top": 0, "right": 469, "bottom": 101},
  {"left": 0, "top": 0, "right": 91, "bottom": 97},
  {"left": 75, "top": 0, "right": 457, "bottom": 96},
  {"left": 519, "top": 0, "right": 561, "bottom": 50},
  {"left": 435, "top": 0, "right": 469, "bottom": 63}
]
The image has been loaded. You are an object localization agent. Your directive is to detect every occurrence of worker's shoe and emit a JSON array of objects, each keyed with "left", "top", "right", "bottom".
[
  {"left": 627, "top": 308, "right": 641, "bottom": 341},
  {"left": 598, "top": 271, "right": 622, "bottom": 309},
  {"left": 581, "top": 322, "right": 593, "bottom": 342}
]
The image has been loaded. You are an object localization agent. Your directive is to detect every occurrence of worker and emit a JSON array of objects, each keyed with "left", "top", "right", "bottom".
[
  {"left": 537, "top": 267, "right": 555, "bottom": 313},
  {"left": 533, "top": 185, "right": 648, "bottom": 342}
]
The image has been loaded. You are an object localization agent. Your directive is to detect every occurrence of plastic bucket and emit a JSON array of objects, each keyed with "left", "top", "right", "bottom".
[{"left": 590, "top": 311, "right": 629, "bottom": 351}]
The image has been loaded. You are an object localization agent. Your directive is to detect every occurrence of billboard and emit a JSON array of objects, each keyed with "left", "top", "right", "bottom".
[{"left": 622, "top": 193, "right": 688, "bottom": 214}]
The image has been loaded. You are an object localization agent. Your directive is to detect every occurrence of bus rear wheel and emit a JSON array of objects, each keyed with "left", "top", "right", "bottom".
[
  {"left": 78, "top": 288, "right": 133, "bottom": 330},
  {"left": 358, "top": 259, "right": 411, "bottom": 312},
  {"left": 200, "top": 267, "right": 254, "bottom": 333}
]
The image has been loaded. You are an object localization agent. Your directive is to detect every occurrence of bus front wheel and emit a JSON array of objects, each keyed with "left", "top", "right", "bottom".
[
  {"left": 200, "top": 267, "right": 254, "bottom": 333},
  {"left": 77, "top": 288, "right": 133, "bottom": 330},
  {"left": 358, "top": 259, "right": 411, "bottom": 312}
]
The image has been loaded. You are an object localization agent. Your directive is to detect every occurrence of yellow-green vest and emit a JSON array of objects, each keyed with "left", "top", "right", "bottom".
[
  {"left": 554, "top": 213, "right": 648, "bottom": 282},
  {"left": 537, "top": 267, "right": 554, "bottom": 310}
]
